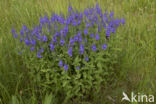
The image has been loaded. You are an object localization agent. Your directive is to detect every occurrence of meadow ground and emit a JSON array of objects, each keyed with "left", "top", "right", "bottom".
[{"left": 0, "top": 0, "right": 156, "bottom": 104}]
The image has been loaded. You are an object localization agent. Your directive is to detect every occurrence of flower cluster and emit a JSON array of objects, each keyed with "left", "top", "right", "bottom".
[{"left": 12, "top": 4, "right": 125, "bottom": 71}]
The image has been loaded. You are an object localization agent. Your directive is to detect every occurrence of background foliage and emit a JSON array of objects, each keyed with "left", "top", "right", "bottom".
[{"left": 0, "top": 0, "right": 156, "bottom": 104}]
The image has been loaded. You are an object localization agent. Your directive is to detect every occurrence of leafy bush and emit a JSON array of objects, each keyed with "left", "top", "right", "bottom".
[{"left": 12, "top": 4, "right": 125, "bottom": 102}]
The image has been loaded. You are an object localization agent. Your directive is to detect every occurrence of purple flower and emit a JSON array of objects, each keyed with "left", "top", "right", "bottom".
[
  {"left": 79, "top": 44, "right": 84, "bottom": 55},
  {"left": 13, "top": 34, "right": 18, "bottom": 38},
  {"left": 94, "top": 15, "right": 98, "bottom": 23},
  {"left": 104, "top": 12, "right": 108, "bottom": 23},
  {"left": 22, "top": 25, "right": 27, "bottom": 31},
  {"left": 31, "top": 39, "right": 36, "bottom": 45},
  {"left": 80, "top": 12, "right": 83, "bottom": 19},
  {"left": 84, "top": 10, "right": 89, "bottom": 17},
  {"left": 51, "top": 16, "right": 55, "bottom": 23},
  {"left": 58, "top": 17, "right": 65, "bottom": 24},
  {"left": 32, "top": 27, "right": 38, "bottom": 35},
  {"left": 54, "top": 25, "right": 58, "bottom": 30},
  {"left": 50, "top": 43, "right": 55, "bottom": 51},
  {"left": 11, "top": 28, "right": 16, "bottom": 34},
  {"left": 37, "top": 52, "right": 42, "bottom": 58},
  {"left": 68, "top": 47, "right": 73, "bottom": 57},
  {"left": 55, "top": 31, "right": 60, "bottom": 36},
  {"left": 59, "top": 60, "right": 63, "bottom": 67},
  {"left": 42, "top": 35, "right": 48, "bottom": 42},
  {"left": 18, "top": 52, "right": 22, "bottom": 55},
  {"left": 114, "top": 19, "right": 121, "bottom": 27},
  {"left": 25, "top": 39, "right": 29, "bottom": 45},
  {"left": 60, "top": 30, "right": 63, "bottom": 34},
  {"left": 91, "top": 21, "right": 95, "bottom": 25},
  {"left": 111, "top": 28, "right": 116, "bottom": 33},
  {"left": 98, "top": 24, "right": 101, "bottom": 32},
  {"left": 52, "top": 36, "right": 57, "bottom": 43},
  {"left": 70, "top": 38, "right": 74, "bottom": 46},
  {"left": 103, "top": 22, "right": 106, "bottom": 28},
  {"left": 86, "top": 23, "right": 91, "bottom": 28},
  {"left": 74, "top": 35, "right": 79, "bottom": 41},
  {"left": 20, "top": 38, "right": 23, "bottom": 42},
  {"left": 91, "top": 44, "right": 96, "bottom": 51},
  {"left": 88, "top": 16, "right": 92, "bottom": 20},
  {"left": 63, "top": 30, "right": 67, "bottom": 37},
  {"left": 63, "top": 26, "right": 68, "bottom": 33},
  {"left": 78, "top": 20, "right": 81, "bottom": 25},
  {"left": 40, "top": 48, "right": 44, "bottom": 53},
  {"left": 85, "top": 57, "right": 89, "bottom": 61},
  {"left": 40, "top": 16, "right": 50, "bottom": 25},
  {"left": 121, "top": 18, "right": 125, "bottom": 25},
  {"left": 60, "top": 39, "right": 65, "bottom": 46},
  {"left": 64, "top": 64, "right": 68, "bottom": 71},
  {"left": 68, "top": 6, "right": 73, "bottom": 12},
  {"left": 76, "top": 67, "right": 80, "bottom": 70},
  {"left": 20, "top": 29, "right": 24, "bottom": 36},
  {"left": 96, "top": 3, "right": 101, "bottom": 15},
  {"left": 66, "top": 18, "right": 71, "bottom": 25},
  {"left": 40, "top": 17, "right": 44, "bottom": 25},
  {"left": 77, "top": 31, "right": 81, "bottom": 36},
  {"left": 102, "top": 44, "right": 107, "bottom": 50},
  {"left": 72, "top": 20, "right": 77, "bottom": 26},
  {"left": 79, "top": 36, "right": 82, "bottom": 42},
  {"left": 30, "top": 47, "right": 35, "bottom": 51},
  {"left": 109, "top": 11, "right": 114, "bottom": 18},
  {"left": 90, "top": 33, "right": 94, "bottom": 38},
  {"left": 95, "top": 33, "right": 100, "bottom": 40},
  {"left": 84, "top": 28, "right": 88, "bottom": 35},
  {"left": 36, "top": 33, "right": 41, "bottom": 40},
  {"left": 84, "top": 38, "right": 88, "bottom": 43},
  {"left": 75, "top": 13, "right": 79, "bottom": 19},
  {"left": 106, "top": 29, "right": 110, "bottom": 37}
]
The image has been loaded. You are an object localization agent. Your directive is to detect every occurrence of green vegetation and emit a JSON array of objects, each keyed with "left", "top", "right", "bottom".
[{"left": 0, "top": 0, "right": 156, "bottom": 104}]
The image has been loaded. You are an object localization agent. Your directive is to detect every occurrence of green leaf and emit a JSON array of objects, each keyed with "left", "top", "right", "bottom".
[
  {"left": 43, "top": 93, "right": 53, "bottom": 104},
  {"left": 10, "top": 96, "right": 19, "bottom": 104}
]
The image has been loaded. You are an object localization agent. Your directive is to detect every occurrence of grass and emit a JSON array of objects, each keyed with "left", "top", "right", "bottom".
[{"left": 0, "top": 0, "right": 156, "bottom": 103}]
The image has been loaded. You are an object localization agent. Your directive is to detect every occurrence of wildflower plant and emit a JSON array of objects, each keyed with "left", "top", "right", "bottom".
[{"left": 12, "top": 4, "right": 125, "bottom": 102}]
